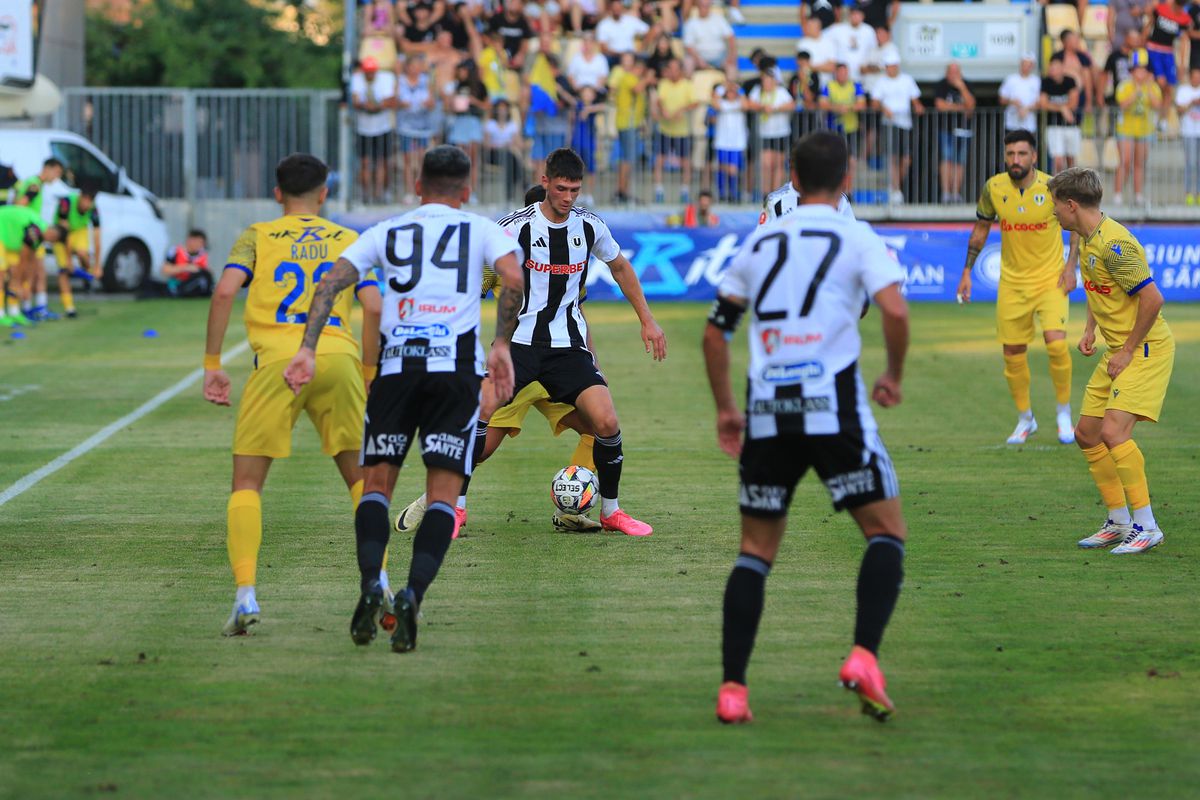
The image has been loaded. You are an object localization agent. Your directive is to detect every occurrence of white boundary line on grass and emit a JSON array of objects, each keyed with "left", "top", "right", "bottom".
[{"left": 0, "top": 340, "right": 252, "bottom": 508}]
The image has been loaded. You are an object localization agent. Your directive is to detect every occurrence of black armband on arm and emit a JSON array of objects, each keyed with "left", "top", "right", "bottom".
[{"left": 707, "top": 295, "right": 746, "bottom": 333}]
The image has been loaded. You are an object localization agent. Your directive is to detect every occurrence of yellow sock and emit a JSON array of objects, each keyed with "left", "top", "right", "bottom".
[
  {"left": 227, "top": 490, "right": 263, "bottom": 587},
  {"left": 1109, "top": 440, "right": 1150, "bottom": 510},
  {"left": 572, "top": 434, "right": 596, "bottom": 471},
  {"left": 1082, "top": 443, "right": 1126, "bottom": 510},
  {"left": 1045, "top": 339, "right": 1072, "bottom": 405},
  {"left": 60, "top": 283, "right": 75, "bottom": 313},
  {"left": 1003, "top": 351, "right": 1031, "bottom": 414},
  {"left": 349, "top": 479, "right": 364, "bottom": 508}
]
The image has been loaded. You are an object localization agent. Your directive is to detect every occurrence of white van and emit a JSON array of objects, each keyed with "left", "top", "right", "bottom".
[{"left": 0, "top": 128, "right": 169, "bottom": 291}]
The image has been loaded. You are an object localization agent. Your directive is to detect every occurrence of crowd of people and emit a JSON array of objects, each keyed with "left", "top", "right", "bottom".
[{"left": 348, "top": 0, "right": 1200, "bottom": 206}]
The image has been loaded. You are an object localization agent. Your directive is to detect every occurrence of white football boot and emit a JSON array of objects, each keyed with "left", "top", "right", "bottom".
[
  {"left": 552, "top": 512, "right": 603, "bottom": 532},
  {"left": 222, "top": 596, "right": 260, "bottom": 636},
  {"left": 1111, "top": 524, "right": 1164, "bottom": 555},
  {"left": 394, "top": 494, "right": 427, "bottom": 533},
  {"left": 1006, "top": 414, "right": 1038, "bottom": 444},
  {"left": 1077, "top": 519, "right": 1133, "bottom": 548},
  {"left": 1056, "top": 409, "right": 1075, "bottom": 444}
]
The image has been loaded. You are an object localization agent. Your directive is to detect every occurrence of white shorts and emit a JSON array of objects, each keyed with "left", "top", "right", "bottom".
[{"left": 1046, "top": 126, "right": 1081, "bottom": 159}]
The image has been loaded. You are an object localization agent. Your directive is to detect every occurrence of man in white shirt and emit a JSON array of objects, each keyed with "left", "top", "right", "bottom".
[
  {"left": 999, "top": 52, "right": 1042, "bottom": 132},
  {"left": 567, "top": 32, "right": 611, "bottom": 96},
  {"left": 596, "top": 0, "right": 652, "bottom": 64},
  {"left": 870, "top": 55, "right": 923, "bottom": 203},
  {"left": 859, "top": 24, "right": 899, "bottom": 97},
  {"left": 796, "top": 18, "right": 837, "bottom": 86},
  {"left": 683, "top": 0, "right": 737, "bottom": 71},
  {"left": 824, "top": 4, "right": 872, "bottom": 81},
  {"left": 350, "top": 57, "right": 399, "bottom": 203}
]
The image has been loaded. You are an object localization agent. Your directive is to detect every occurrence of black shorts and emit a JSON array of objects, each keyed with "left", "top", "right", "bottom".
[
  {"left": 362, "top": 372, "right": 482, "bottom": 473},
  {"left": 357, "top": 132, "right": 394, "bottom": 161},
  {"left": 655, "top": 133, "right": 691, "bottom": 159},
  {"left": 507, "top": 344, "right": 607, "bottom": 407},
  {"left": 761, "top": 135, "right": 790, "bottom": 153},
  {"left": 738, "top": 430, "right": 899, "bottom": 518}
]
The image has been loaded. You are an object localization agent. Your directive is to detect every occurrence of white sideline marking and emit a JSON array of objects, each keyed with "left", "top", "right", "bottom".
[{"left": 0, "top": 340, "right": 251, "bottom": 508}]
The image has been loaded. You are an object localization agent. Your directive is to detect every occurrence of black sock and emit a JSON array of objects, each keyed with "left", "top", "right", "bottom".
[
  {"left": 854, "top": 535, "right": 905, "bottom": 654},
  {"left": 722, "top": 553, "right": 771, "bottom": 685},
  {"left": 593, "top": 430, "right": 623, "bottom": 502},
  {"left": 355, "top": 493, "right": 391, "bottom": 594},
  {"left": 459, "top": 419, "right": 489, "bottom": 497},
  {"left": 407, "top": 501, "right": 456, "bottom": 605}
]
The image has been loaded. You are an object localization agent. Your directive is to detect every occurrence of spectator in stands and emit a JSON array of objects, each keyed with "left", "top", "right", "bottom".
[
  {"left": 443, "top": 59, "right": 489, "bottom": 197},
  {"left": 860, "top": 22, "right": 898, "bottom": 90},
  {"left": 856, "top": 0, "right": 898, "bottom": 32},
  {"left": 642, "top": 0, "right": 682, "bottom": 38},
  {"left": 396, "top": 54, "right": 439, "bottom": 203},
  {"left": 400, "top": 2, "right": 443, "bottom": 54},
  {"left": 800, "top": 0, "right": 842, "bottom": 31},
  {"left": 1098, "top": 30, "right": 1142, "bottom": 112},
  {"left": 791, "top": 50, "right": 821, "bottom": 109},
  {"left": 1114, "top": 48, "right": 1162, "bottom": 203},
  {"left": 489, "top": 0, "right": 534, "bottom": 69},
  {"left": 149, "top": 229, "right": 212, "bottom": 298},
  {"left": 796, "top": 18, "right": 837, "bottom": 85},
  {"left": 360, "top": 0, "right": 399, "bottom": 71},
  {"left": 825, "top": 4, "right": 873, "bottom": 81},
  {"left": 683, "top": 0, "right": 737, "bottom": 71},
  {"left": 711, "top": 73, "right": 748, "bottom": 201},
  {"left": 484, "top": 99, "right": 526, "bottom": 198},
  {"left": 351, "top": 57, "right": 398, "bottom": 203},
  {"left": 472, "top": 28, "right": 511, "bottom": 100},
  {"left": 667, "top": 189, "right": 720, "bottom": 225},
  {"left": 820, "top": 62, "right": 865, "bottom": 179},
  {"left": 568, "top": 31, "right": 611, "bottom": 97},
  {"left": 1189, "top": 2, "right": 1200, "bottom": 72},
  {"left": 749, "top": 66, "right": 796, "bottom": 196},
  {"left": 569, "top": 0, "right": 603, "bottom": 34},
  {"left": 1041, "top": 55, "right": 1082, "bottom": 173},
  {"left": 1051, "top": 30, "right": 1094, "bottom": 115},
  {"left": 645, "top": 33, "right": 677, "bottom": 78},
  {"left": 933, "top": 62, "right": 974, "bottom": 203},
  {"left": 528, "top": 54, "right": 576, "bottom": 178},
  {"left": 1143, "top": 0, "right": 1191, "bottom": 112},
  {"left": 597, "top": 0, "right": 653, "bottom": 66},
  {"left": 429, "top": 29, "right": 464, "bottom": 93},
  {"left": 437, "top": 3, "right": 475, "bottom": 51},
  {"left": 610, "top": 51, "right": 653, "bottom": 202},
  {"left": 652, "top": 57, "right": 698, "bottom": 202},
  {"left": 527, "top": 0, "right": 564, "bottom": 33},
  {"left": 1109, "top": 0, "right": 1148, "bottom": 47},
  {"left": 1176, "top": 67, "right": 1200, "bottom": 203},
  {"left": 574, "top": 86, "right": 607, "bottom": 180},
  {"left": 999, "top": 53, "right": 1041, "bottom": 132},
  {"left": 871, "top": 53, "right": 922, "bottom": 203}
]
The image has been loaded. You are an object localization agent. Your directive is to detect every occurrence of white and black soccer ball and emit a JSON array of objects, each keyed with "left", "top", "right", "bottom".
[{"left": 550, "top": 465, "right": 599, "bottom": 515}]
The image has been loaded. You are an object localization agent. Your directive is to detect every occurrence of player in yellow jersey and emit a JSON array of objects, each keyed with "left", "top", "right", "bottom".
[
  {"left": 203, "top": 154, "right": 383, "bottom": 634},
  {"left": 394, "top": 184, "right": 603, "bottom": 535},
  {"left": 958, "top": 129, "right": 1080, "bottom": 445},
  {"left": 1047, "top": 167, "right": 1174, "bottom": 554}
]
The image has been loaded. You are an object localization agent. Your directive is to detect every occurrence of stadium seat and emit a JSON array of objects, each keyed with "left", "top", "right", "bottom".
[
  {"left": 1082, "top": 6, "right": 1109, "bottom": 41},
  {"left": 1045, "top": 5, "right": 1081, "bottom": 39},
  {"left": 1102, "top": 137, "right": 1119, "bottom": 171},
  {"left": 1078, "top": 138, "right": 1100, "bottom": 169}
]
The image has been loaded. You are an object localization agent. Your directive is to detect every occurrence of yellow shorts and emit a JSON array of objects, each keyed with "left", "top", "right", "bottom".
[
  {"left": 996, "top": 284, "right": 1069, "bottom": 344},
  {"left": 0, "top": 244, "right": 13, "bottom": 271},
  {"left": 233, "top": 353, "right": 366, "bottom": 458},
  {"left": 1080, "top": 339, "right": 1175, "bottom": 422},
  {"left": 489, "top": 380, "right": 576, "bottom": 438},
  {"left": 53, "top": 229, "right": 90, "bottom": 267}
]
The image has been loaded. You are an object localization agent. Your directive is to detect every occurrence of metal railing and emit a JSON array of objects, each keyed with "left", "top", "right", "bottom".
[{"left": 50, "top": 88, "right": 1200, "bottom": 220}]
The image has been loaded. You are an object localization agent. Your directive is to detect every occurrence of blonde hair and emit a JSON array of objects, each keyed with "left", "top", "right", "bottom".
[{"left": 1047, "top": 167, "right": 1103, "bottom": 208}]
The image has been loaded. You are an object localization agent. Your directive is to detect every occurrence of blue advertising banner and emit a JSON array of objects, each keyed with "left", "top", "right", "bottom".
[{"left": 335, "top": 210, "right": 1200, "bottom": 303}]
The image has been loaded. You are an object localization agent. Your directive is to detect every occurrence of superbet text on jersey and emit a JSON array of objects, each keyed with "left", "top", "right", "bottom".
[
  {"left": 338, "top": 203, "right": 520, "bottom": 376},
  {"left": 720, "top": 204, "right": 904, "bottom": 439}
]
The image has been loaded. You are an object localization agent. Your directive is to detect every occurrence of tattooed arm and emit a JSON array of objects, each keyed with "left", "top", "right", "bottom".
[
  {"left": 487, "top": 251, "right": 522, "bottom": 404},
  {"left": 283, "top": 258, "right": 361, "bottom": 395}
]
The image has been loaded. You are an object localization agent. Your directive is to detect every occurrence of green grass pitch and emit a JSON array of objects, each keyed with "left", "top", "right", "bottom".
[{"left": 1, "top": 298, "right": 1197, "bottom": 798}]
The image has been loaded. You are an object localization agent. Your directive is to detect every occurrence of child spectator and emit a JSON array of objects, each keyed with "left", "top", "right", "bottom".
[
  {"left": 1175, "top": 66, "right": 1200, "bottom": 203},
  {"left": 711, "top": 74, "right": 748, "bottom": 202},
  {"left": 484, "top": 99, "right": 526, "bottom": 199},
  {"left": 443, "top": 59, "right": 490, "bottom": 198},
  {"left": 143, "top": 230, "right": 212, "bottom": 298},
  {"left": 609, "top": 51, "right": 653, "bottom": 203}
]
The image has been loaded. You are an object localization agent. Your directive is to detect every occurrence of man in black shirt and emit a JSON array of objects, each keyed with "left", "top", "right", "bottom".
[
  {"left": 933, "top": 63, "right": 975, "bottom": 203},
  {"left": 855, "top": 0, "right": 897, "bottom": 32},
  {"left": 488, "top": 0, "right": 534, "bottom": 68},
  {"left": 800, "top": 0, "right": 842, "bottom": 30},
  {"left": 1040, "top": 56, "right": 1081, "bottom": 172},
  {"left": 1098, "top": 30, "right": 1140, "bottom": 117}
]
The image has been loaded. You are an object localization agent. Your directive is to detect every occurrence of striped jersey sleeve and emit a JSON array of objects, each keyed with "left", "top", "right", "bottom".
[
  {"left": 225, "top": 226, "right": 256, "bottom": 281},
  {"left": 1102, "top": 237, "right": 1153, "bottom": 294}
]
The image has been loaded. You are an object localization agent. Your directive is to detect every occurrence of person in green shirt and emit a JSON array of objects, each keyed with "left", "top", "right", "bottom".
[
  {"left": 54, "top": 184, "right": 102, "bottom": 314},
  {"left": 14, "top": 159, "right": 67, "bottom": 319},
  {"left": 0, "top": 204, "right": 63, "bottom": 327}
]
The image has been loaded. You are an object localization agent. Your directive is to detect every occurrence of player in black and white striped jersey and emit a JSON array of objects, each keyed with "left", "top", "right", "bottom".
[
  {"left": 496, "top": 149, "right": 669, "bottom": 536},
  {"left": 284, "top": 145, "right": 525, "bottom": 653},
  {"left": 704, "top": 131, "right": 911, "bottom": 724},
  {"left": 760, "top": 182, "right": 856, "bottom": 224}
]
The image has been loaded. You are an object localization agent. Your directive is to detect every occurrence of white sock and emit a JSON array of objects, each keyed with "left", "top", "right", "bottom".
[
  {"left": 35, "top": 292, "right": 47, "bottom": 307},
  {"left": 236, "top": 585, "right": 256, "bottom": 604},
  {"left": 1109, "top": 506, "right": 1132, "bottom": 525},
  {"left": 456, "top": 494, "right": 467, "bottom": 509},
  {"left": 1132, "top": 504, "right": 1157, "bottom": 530},
  {"left": 379, "top": 569, "right": 390, "bottom": 592},
  {"left": 601, "top": 497, "right": 619, "bottom": 517},
  {"left": 1056, "top": 403, "right": 1071, "bottom": 417},
  {"left": 1019, "top": 409, "right": 1034, "bottom": 421}
]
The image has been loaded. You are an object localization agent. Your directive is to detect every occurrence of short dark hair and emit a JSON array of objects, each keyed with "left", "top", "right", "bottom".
[
  {"left": 276, "top": 153, "right": 329, "bottom": 197},
  {"left": 187, "top": 228, "right": 207, "bottom": 242},
  {"left": 698, "top": 189, "right": 713, "bottom": 200},
  {"left": 545, "top": 148, "right": 585, "bottom": 181},
  {"left": 524, "top": 184, "right": 547, "bottom": 205},
  {"left": 419, "top": 144, "right": 472, "bottom": 197},
  {"left": 792, "top": 130, "right": 848, "bottom": 195},
  {"left": 43, "top": 158, "right": 64, "bottom": 170},
  {"left": 1003, "top": 128, "right": 1038, "bottom": 151},
  {"left": 77, "top": 180, "right": 100, "bottom": 198}
]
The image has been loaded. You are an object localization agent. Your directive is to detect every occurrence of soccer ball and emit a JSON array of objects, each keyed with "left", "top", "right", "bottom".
[{"left": 551, "top": 465, "right": 598, "bottom": 515}]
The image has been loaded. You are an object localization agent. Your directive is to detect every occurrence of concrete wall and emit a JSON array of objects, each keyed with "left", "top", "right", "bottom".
[{"left": 41, "top": 0, "right": 85, "bottom": 89}]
